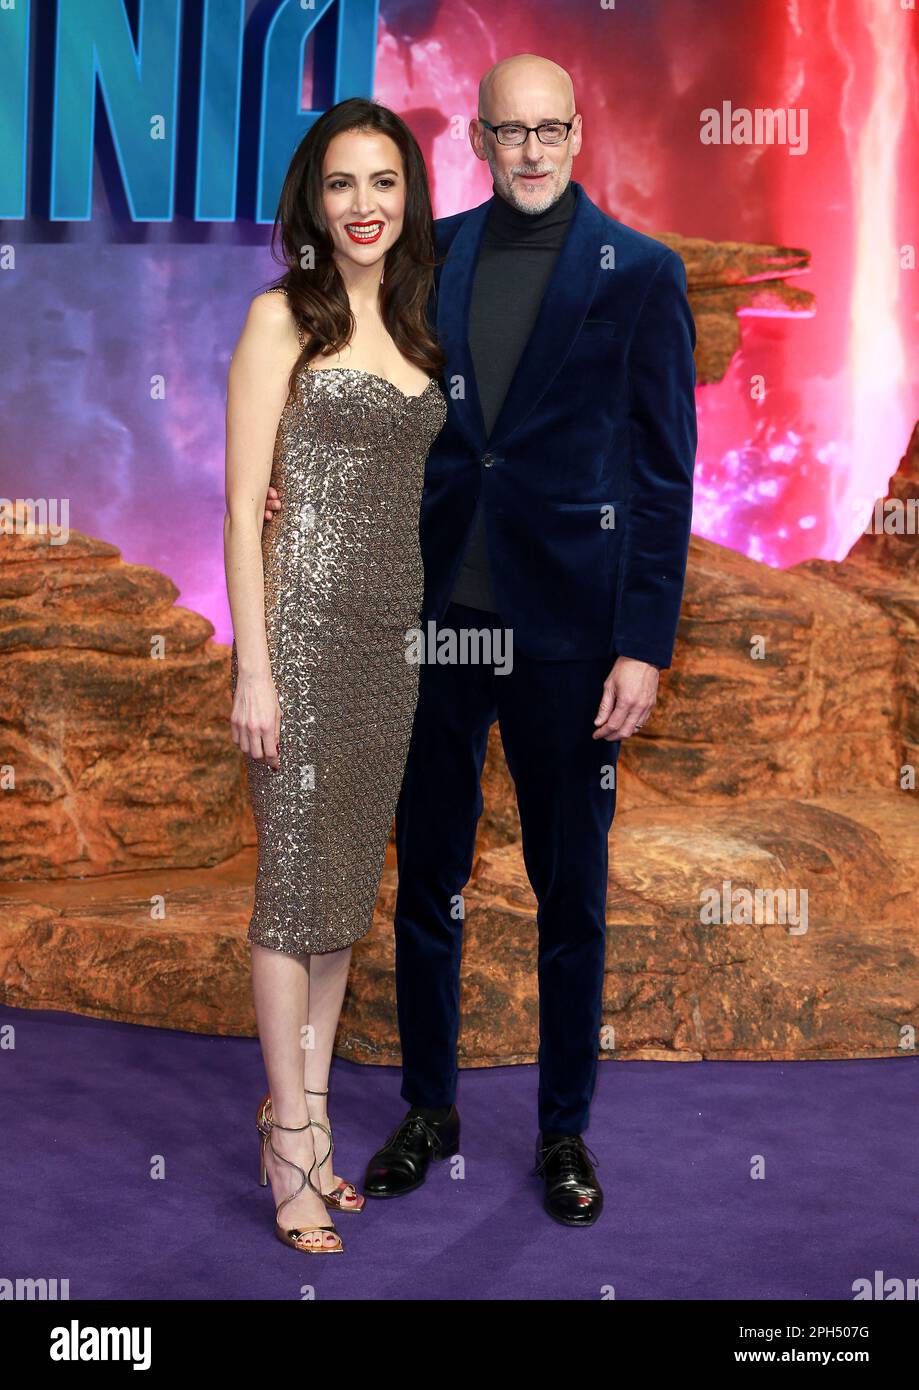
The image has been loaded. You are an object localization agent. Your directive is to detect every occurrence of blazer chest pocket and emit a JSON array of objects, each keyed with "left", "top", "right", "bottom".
[{"left": 569, "top": 319, "right": 619, "bottom": 370}]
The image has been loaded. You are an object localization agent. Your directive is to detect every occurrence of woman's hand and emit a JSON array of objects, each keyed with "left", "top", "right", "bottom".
[{"left": 231, "top": 671, "right": 282, "bottom": 770}]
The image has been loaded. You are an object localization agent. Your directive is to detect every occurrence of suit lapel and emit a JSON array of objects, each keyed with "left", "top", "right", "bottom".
[
  {"left": 436, "top": 180, "right": 605, "bottom": 452},
  {"left": 487, "top": 182, "right": 603, "bottom": 445},
  {"left": 435, "top": 196, "right": 491, "bottom": 451}
]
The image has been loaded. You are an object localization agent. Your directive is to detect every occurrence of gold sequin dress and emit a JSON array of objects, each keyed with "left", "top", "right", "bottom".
[{"left": 230, "top": 291, "right": 447, "bottom": 956}]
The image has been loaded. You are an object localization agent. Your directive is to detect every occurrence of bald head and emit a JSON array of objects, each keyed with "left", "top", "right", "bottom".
[
  {"left": 473, "top": 53, "right": 581, "bottom": 215},
  {"left": 478, "top": 54, "right": 575, "bottom": 124}
]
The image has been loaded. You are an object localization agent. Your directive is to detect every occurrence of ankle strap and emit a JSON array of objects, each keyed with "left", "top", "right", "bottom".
[
  {"left": 270, "top": 1117, "right": 310, "bottom": 1132},
  {"left": 304, "top": 1087, "right": 329, "bottom": 1096}
]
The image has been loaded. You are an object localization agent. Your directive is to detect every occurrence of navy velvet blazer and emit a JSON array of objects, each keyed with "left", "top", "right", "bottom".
[{"left": 420, "top": 179, "right": 697, "bottom": 669}]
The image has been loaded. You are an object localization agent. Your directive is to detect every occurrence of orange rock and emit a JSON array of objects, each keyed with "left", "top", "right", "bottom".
[{"left": 0, "top": 521, "right": 253, "bottom": 880}]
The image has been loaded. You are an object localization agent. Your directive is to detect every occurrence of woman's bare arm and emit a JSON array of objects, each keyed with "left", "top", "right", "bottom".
[{"left": 224, "top": 290, "right": 300, "bottom": 764}]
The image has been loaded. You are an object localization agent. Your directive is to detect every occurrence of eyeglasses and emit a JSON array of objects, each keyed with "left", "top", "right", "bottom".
[{"left": 478, "top": 118, "right": 575, "bottom": 147}]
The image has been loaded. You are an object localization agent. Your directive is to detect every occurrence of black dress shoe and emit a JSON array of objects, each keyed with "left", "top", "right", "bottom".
[
  {"left": 533, "top": 1132, "right": 603, "bottom": 1227},
  {"left": 363, "top": 1106, "right": 460, "bottom": 1198}
]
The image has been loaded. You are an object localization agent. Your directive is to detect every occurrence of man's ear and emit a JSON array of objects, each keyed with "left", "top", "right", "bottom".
[{"left": 468, "top": 118, "right": 488, "bottom": 161}]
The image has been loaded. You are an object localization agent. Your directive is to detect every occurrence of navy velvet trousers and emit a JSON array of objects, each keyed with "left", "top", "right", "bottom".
[{"left": 393, "top": 602, "right": 620, "bottom": 1135}]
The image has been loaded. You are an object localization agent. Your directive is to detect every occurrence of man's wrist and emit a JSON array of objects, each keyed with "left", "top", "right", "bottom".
[{"left": 614, "top": 648, "right": 664, "bottom": 670}]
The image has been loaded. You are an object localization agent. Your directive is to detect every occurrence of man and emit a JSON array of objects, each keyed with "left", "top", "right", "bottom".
[{"left": 270, "top": 53, "right": 697, "bottom": 1226}]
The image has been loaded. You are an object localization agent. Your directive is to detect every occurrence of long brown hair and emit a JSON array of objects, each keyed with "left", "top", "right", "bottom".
[{"left": 268, "top": 97, "right": 445, "bottom": 394}]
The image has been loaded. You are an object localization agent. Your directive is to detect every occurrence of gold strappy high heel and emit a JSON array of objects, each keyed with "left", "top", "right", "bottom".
[
  {"left": 256, "top": 1095, "right": 344, "bottom": 1253},
  {"left": 304, "top": 1086, "right": 366, "bottom": 1213}
]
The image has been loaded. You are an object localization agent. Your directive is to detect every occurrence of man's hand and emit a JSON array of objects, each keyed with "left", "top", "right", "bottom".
[
  {"left": 263, "top": 485, "right": 282, "bottom": 522},
  {"left": 593, "top": 656, "right": 659, "bottom": 740}
]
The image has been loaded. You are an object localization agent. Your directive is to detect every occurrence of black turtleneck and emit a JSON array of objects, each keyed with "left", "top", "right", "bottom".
[{"left": 449, "top": 179, "right": 577, "bottom": 613}]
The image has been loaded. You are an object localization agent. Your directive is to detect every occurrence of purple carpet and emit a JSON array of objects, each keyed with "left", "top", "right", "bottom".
[{"left": 3, "top": 1004, "right": 915, "bottom": 1300}]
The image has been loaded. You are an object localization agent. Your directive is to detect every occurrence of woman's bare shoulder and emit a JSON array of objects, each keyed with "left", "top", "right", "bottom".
[
  {"left": 245, "top": 287, "right": 297, "bottom": 334},
  {"left": 232, "top": 289, "right": 300, "bottom": 369},
  {"left": 229, "top": 289, "right": 299, "bottom": 384}
]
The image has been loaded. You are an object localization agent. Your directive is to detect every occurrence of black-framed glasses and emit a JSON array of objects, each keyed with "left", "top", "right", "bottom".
[{"left": 478, "top": 118, "right": 575, "bottom": 147}]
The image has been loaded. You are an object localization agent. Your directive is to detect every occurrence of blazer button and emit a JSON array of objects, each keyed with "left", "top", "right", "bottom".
[{"left": 482, "top": 453, "right": 494, "bottom": 468}]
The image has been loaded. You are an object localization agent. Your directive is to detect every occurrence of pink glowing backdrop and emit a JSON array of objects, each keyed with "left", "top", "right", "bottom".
[{"left": 0, "top": 0, "right": 915, "bottom": 646}]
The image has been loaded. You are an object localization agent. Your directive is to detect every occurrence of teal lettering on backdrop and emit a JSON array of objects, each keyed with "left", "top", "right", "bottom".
[
  {"left": 0, "top": 0, "right": 31, "bottom": 219},
  {"left": 0, "top": 0, "right": 380, "bottom": 225},
  {"left": 196, "top": 0, "right": 246, "bottom": 222},
  {"left": 52, "top": 0, "right": 182, "bottom": 221}
]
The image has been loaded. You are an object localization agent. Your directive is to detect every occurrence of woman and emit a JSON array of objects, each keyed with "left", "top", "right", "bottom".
[{"left": 224, "top": 97, "right": 446, "bottom": 1254}]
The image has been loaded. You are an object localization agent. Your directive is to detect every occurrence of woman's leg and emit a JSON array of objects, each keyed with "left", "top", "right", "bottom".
[
  {"left": 302, "top": 945, "right": 360, "bottom": 1202},
  {"left": 251, "top": 942, "right": 339, "bottom": 1247}
]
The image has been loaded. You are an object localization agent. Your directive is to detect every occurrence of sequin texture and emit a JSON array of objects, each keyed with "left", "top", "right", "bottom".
[{"left": 230, "top": 293, "right": 447, "bottom": 955}]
